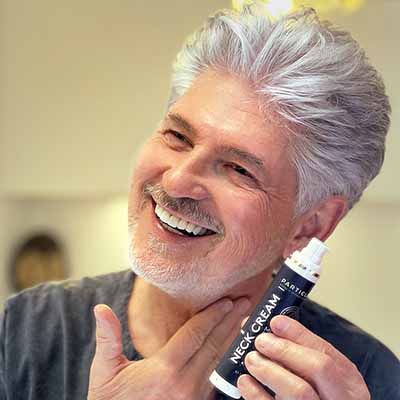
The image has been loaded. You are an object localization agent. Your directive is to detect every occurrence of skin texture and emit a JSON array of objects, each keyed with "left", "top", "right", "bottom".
[{"left": 87, "top": 70, "right": 369, "bottom": 400}]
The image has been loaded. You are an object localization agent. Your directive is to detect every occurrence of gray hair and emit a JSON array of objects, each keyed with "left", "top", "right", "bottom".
[{"left": 167, "top": 4, "right": 391, "bottom": 216}]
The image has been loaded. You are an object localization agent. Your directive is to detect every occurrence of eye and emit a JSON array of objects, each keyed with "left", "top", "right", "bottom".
[
  {"left": 164, "top": 130, "right": 191, "bottom": 146},
  {"left": 231, "top": 164, "right": 254, "bottom": 179}
]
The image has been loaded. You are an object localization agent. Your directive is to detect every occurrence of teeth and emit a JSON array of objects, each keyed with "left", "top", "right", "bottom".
[
  {"left": 169, "top": 215, "right": 179, "bottom": 228},
  {"left": 154, "top": 203, "right": 211, "bottom": 236},
  {"left": 177, "top": 219, "right": 187, "bottom": 230},
  {"left": 192, "top": 226, "right": 202, "bottom": 235},
  {"left": 159, "top": 209, "right": 170, "bottom": 225},
  {"left": 185, "top": 223, "right": 195, "bottom": 233}
]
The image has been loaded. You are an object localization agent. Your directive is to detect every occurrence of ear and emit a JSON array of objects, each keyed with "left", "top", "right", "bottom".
[{"left": 283, "top": 197, "right": 348, "bottom": 259}]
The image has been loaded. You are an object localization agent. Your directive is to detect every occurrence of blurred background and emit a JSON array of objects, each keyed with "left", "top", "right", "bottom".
[{"left": 0, "top": 0, "right": 399, "bottom": 357}]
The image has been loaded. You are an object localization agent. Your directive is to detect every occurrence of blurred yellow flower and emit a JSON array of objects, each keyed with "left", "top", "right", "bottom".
[
  {"left": 342, "top": 0, "right": 366, "bottom": 12},
  {"left": 293, "top": 0, "right": 366, "bottom": 14},
  {"left": 232, "top": 0, "right": 366, "bottom": 15}
]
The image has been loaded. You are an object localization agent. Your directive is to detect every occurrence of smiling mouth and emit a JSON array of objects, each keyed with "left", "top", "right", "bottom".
[{"left": 153, "top": 202, "right": 217, "bottom": 238}]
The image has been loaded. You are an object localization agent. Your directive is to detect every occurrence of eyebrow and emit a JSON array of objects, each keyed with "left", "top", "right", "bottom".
[
  {"left": 218, "top": 145, "right": 265, "bottom": 169},
  {"left": 165, "top": 112, "right": 266, "bottom": 174},
  {"left": 167, "top": 112, "right": 196, "bottom": 136}
]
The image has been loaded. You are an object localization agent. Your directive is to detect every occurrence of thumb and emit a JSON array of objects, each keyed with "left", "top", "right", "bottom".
[{"left": 89, "top": 304, "right": 129, "bottom": 388}]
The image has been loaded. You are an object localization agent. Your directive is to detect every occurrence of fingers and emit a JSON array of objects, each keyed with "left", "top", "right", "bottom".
[
  {"left": 237, "top": 375, "right": 274, "bottom": 400},
  {"left": 270, "top": 316, "right": 350, "bottom": 364},
  {"left": 241, "top": 315, "right": 250, "bottom": 328},
  {"left": 89, "top": 304, "right": 129, "bottom": 389},
  {"left": 94, "top": 304, "right": 124, "bottom": 362},
  {"left": 188, "top": 298, "right": 251, "bottom": 376},
  {"left": 254, "top": 332, "right": 369, "bottom": 399},
  {"left": 251, "top": 318, "right": 370, "bottom": 399},
  {"left": 244, "top": 351, "right": 320, "bottom": 400},
  {"left": 159, "top": 298, "right": 235, "bottom": 367}
]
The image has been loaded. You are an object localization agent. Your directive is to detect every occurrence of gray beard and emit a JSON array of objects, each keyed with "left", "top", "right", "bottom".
[
  {"left": 127, "top": 221, "right": 259, "bottom": 308},
  {"left": 127, "top": 201, "right": 280, "bottom": 308},
  {"left": 128, "top": 231, "right": 221, "bottom": 306}
]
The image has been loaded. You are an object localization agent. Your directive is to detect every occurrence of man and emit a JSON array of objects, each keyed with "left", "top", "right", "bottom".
[{"left": 1, "top": 3, "right": 399, "bottom": 400}]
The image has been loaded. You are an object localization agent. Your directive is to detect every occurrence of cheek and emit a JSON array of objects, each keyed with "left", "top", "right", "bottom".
[
  {"left": 129, "top": 138, "right": 167, "bottom": 203},
  {"left": 223, "top": 193, "right": 271, "bottom": 258},
  {"left": 128, "top": 139, "right": 162, "bottom": 216},
  {"left": 132, "top": 139, "right": 164, "bottom": 183},
  {"left": 222, "top": 190, "right": 292, "bottom": 262}
]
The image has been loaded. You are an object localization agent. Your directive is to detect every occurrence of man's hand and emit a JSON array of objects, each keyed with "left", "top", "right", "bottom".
[
  {"left": 237, "top": 315, "right": 371, "bottom": 400},
  {"left": 87, "top": 297, "right": 251, "bottom": 400}
]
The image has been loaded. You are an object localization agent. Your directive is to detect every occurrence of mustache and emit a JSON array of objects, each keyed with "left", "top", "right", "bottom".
[{"left": 144, "top": 183, "right": 223, "bottom": 234}]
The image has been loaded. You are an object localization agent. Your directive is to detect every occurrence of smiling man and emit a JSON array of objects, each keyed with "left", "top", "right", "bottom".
[
  {"left": 1, "top": 3, "right": 399, "bottom": 400},
  {"left": 128, "top": 70, "right": 300, "bottom": 308}
]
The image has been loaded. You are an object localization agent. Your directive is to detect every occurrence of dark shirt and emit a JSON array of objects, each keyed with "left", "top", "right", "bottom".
[{"left": 0, "top": 270, "right": 399, "bottom": 399}]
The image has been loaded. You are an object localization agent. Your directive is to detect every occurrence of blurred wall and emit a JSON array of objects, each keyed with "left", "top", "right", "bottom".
[{"left": 1, "top": 0, "right": 399, "bottom": 359}]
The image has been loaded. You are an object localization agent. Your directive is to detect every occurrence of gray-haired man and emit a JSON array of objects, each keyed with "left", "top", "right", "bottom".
[{"left": 1, "top": 4, "right": 399, "bottom": 400}]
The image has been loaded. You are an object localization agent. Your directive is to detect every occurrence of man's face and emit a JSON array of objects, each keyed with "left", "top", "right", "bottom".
[{"left": 128, "top": 70, "right": 297, "bottom": 303}]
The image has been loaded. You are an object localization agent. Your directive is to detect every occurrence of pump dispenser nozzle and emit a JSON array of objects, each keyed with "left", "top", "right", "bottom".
[
  {"left": 301, "top": 238, "right": 329, "bottom": 266},
  {"left": 287, "top": 238, "right": 329, "bottom": 282}
]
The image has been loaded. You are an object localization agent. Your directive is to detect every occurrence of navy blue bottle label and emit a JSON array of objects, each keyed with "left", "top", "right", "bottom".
[{"left": 214, "top": 263, "right": 314, "bottom": 391}]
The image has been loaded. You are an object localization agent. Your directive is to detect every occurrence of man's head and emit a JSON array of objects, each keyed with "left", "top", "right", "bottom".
[{"left": 127, "top": 5, "right": 390, "bottom": 304}]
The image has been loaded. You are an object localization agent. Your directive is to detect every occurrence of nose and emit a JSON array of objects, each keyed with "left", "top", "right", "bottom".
[{"left": 161, "top": 153, "right": 210, "bottom": 201}]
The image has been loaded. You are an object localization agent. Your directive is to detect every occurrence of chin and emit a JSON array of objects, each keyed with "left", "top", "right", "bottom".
[{"left": 128, "top": 241, "right": 234, "bottom": 307}]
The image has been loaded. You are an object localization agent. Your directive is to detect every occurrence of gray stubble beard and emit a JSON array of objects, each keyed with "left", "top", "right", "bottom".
[
  {"left": 127, "top": 203, "right": 279, "bottom": 308},
  {"left": 127, "top": 219, "right": 256, "bottom": 308}
]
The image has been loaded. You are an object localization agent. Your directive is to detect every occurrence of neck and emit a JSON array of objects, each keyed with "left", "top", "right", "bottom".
[{"left": 127, "top": 267, "right": 277, "bottom": 357}]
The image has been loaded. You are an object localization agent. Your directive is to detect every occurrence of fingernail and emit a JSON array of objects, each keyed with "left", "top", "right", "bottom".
[
  {"left": 272, "top": 315, "right": 290, "bottom": 333},
  {"left": 257, "top": 333, "right": 281, "bottom": 351},
  {"left": 236, "top": 298, "right": 252, "bottom": 315},
  {"left": 93, "top": 305, "right": 100, "bottom": 320},
  {"left": 93, "top": 305, "right": 106, "bottom": 329},
  {"left": 237, "top": 374, "right": 253, "bottom": 389},
  {"left": 245, "top": 351, "right": 259, "bottom": 366}
]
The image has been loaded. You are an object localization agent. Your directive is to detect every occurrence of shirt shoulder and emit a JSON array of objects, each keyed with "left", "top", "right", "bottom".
[
  {"left": 300, "top": 299, "right": 400, "bottom": 399},
  {"left": 3, "top": 268, "right": 135, "bottom": 349},
  {"left": 4, "top": 269, "right": 134, "bottom": 332},
  {"left": 0, "top": 269, "right": 134, "bottom": 400},
  {"left": 6, "top": 268, "right": 133, "bottom": 306}
]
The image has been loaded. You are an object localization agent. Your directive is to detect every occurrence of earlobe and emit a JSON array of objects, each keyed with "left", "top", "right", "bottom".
[{"left": 283, "top": 197, "right": 348, "bottom": 258}]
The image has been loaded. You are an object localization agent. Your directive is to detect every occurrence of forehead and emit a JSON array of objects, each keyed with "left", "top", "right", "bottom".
[
  {"left": 171, "top": 70, "right": 267, "bottom": 136},
  {"left": 167, "top": 70, "right": 294, "bottom": 182}
]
